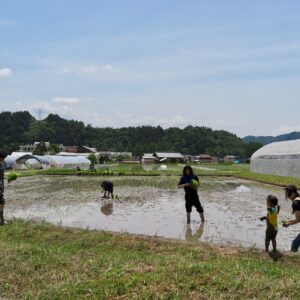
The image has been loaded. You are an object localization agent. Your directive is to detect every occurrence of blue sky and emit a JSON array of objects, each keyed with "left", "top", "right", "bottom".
[{"left": 1, "top": 0, "right": 300, "bottom": 137}]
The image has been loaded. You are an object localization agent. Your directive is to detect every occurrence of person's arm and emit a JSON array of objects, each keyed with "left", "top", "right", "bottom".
[
  {"left": 0, "top": 182, "right": 3, "bottom": 200},
  {"left": 178, "top": 177, "right": 190, "bottom": 189},
  {"left": 178, "top": 182, "right": 191, "bottom": 189},
  {"left": 283, "top": 210, "right": 300, "bottom": 227},
  {"left": 260, "top": 207, "right": 272, "bottom": 222},
  {"left": 178, "top": 182, "right": 190, "bottom": 189}
]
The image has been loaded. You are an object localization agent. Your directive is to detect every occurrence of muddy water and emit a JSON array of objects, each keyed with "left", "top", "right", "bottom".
[{"left": 5, "top": 176, "right": 300, "bottom": 251}]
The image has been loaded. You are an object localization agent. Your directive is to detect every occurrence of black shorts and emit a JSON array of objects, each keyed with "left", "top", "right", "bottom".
[
  {"left": 266, "top": 226, "right": 277, "bottom": 241},
  {"left": 0, "top": 198, "right": 5, "bottom": 205},
  {"left": 185, "top": 196, "right": 204, "bottom": 213}
]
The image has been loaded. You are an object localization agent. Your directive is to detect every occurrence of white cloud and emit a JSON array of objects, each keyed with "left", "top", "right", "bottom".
[
  {"left": 0, "top": 68, "right": 12, "bottom": 78},
  {"left": 100, "top": 64, "right": 114, "bottom": 71},
  {"left": 81, "top": 66, "right": 98, "bottom": 73},
  {"left": 30, "top": 101, "right": 53, "bottom": 115},
  {"left": 141, "top": 115, "right": 187, "bottom": 127},
  {"left": 111, "top": 111, "right": 187, "bottom": 128},
  {"left": 29, "top": 97, "right": 82, "bottom": 120},
  {"left": 56, "top": 64, "right": 115, "bottom": 75},
  {"left": 52, "top": 97, "right": 80, "bottom": 105},
  {"left": 56, "top": 67, "right": 71, "bottom": 75},
  {"left": 273, "top": 125, "right": 300, "bottom": 135}
]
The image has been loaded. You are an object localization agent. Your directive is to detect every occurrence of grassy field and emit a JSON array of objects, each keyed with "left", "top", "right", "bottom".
[
  {"left": 0, "top": 220, "right": 299, "bottom": 300},
  {"left": 11, "top": 163, "right": 300, "bottom": 188}
]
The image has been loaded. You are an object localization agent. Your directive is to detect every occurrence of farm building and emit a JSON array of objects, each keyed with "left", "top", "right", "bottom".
[
  {"left": 97, "top": 151, "right": 133, "bottom": 162},
  {"left": 250, "top": 139, "right": 300, "bottom": 177},
  {"left": 121, "top": 157, "right": 141, "bottom": 164},
  {"left": 153, "top": 152, "right": 184, "bottom": 163},
  {"left": 224, "top": 155, "right": 239, "bottom": 163},
  {"left": 198, "top": 154, "right": 218, "bottom": 163},
  {"left": 65, "top": 146, "right": 97, "bottom": 154},
  {"left": 19, "top": 142, "right": 65, "bottom": 153},
  {"left": 142, "top": 154, "right": 157, "bottom": 164}
]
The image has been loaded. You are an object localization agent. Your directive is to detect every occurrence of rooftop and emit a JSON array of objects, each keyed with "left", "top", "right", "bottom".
[{"left": 154, "top": 152, "right": 184, "bottom": 158}]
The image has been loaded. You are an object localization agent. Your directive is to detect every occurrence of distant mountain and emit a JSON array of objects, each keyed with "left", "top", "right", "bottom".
[{"left": 243, "top": 131, "right": 300, "bottom": 145}]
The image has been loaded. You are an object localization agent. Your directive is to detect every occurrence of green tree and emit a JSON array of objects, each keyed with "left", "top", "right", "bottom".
[
  {"left": 48, "top": 143, "right": 60, "bottom": 154},
  {"left": 88, "top": 153, "right": 98, "bottom": 164},
  {"left": 0, "top": 111, "right": 262, "bottom": 159},
  {"left": 32, "top": 142, "right": 47, "bottom": 156}
]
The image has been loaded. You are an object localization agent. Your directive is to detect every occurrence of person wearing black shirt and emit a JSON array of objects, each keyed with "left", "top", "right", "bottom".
[
  {"left": 101, "top": 180, "right": 114, "bottom": 199},
  {"left": 178, "top": 165, "right": 205, "bottom": 224},
  {"left": 283, "top": 185, "right": 300, "bottom": 252},
  {"left": 0, "top": 150, "right": 7, "bottom": 225}
]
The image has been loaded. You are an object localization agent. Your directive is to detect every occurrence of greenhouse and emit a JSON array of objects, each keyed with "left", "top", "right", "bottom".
[
  {"left": 5, "top": 154, "right": 91, "bottom": 170},
  {"left": 46, "top": 155, "right": 91, "bottom": 169},
  {"left": 5, "top": 153, "right": 46, "bottom": 170},
  {"left": 250, "top": 139, "right": 300, "bottom": 177}
]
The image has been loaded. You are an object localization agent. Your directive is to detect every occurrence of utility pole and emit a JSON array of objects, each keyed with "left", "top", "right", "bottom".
[{"left": 37, "top": 109, "right": 43, "bottom": 120}]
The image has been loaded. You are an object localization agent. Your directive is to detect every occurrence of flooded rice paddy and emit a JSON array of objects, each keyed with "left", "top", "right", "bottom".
[{"left": 5, "top": 176, "right": 300, "bottom": 251}]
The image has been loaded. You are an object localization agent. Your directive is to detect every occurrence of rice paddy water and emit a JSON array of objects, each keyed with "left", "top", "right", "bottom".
[{"left": 5, "top": 175, "right": 299, "bottom": 251}]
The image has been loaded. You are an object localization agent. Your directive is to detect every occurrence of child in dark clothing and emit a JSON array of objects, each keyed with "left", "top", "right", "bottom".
[{"left": 178, "top": 165, "right": 205, "bottom": 224}]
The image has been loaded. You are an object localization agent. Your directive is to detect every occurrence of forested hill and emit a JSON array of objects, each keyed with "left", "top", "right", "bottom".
[
  {"left": 243, "top": 132, "right": 300, "bottom": 145},
  {"left": 0, "top": 111, "right": 261, "bottom": 157}
]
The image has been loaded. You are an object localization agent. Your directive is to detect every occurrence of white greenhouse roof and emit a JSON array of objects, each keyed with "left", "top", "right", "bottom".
[
  {"left": 251, "top": 139, "right": 300, "bottom": 159},
  {"left": 48, "top": 155, "right": 91, "bottom": 164},
  {"left": 154, "top": 152, "right": 184, "bottom": 158},
  {"left": 57, "top": 152, "right": 90, "bottom": 157}
]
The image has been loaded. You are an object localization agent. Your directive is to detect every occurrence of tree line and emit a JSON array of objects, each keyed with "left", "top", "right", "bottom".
[{"left": 0, "top": 111, "right": 262, "bottom": 158}]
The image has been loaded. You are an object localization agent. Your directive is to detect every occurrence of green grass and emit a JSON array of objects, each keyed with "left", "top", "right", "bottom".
[
  {"left": 0, "top": 220, "right": 299, "bottom": 299},
  {"left": 13, "top": 163, "right": 300, "bottom": 188}
]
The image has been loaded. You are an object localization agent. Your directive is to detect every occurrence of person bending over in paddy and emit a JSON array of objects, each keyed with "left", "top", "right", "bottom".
[
  {"left": 282, "top": 185, "right": 300, "bottom": 252},
  {"left": 101, "top": 180, "right": 114, "bottom": 199},
  {"left": 260, "top": 195, "right": 280, "bottom": 252},
  {"left": 178, "top": 165, "right": 205, "bottom": 224},
  {"left": 0, "top": 150, "right": 7, "bottom": 225}
]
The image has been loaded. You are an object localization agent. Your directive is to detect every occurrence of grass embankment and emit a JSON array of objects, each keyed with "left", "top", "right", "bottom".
[
  {"left": 13, "top": 163, "right": 300, "bottom": 188},
  {"left": 0, "top": 220, "right": 299, "bottom": 300}
]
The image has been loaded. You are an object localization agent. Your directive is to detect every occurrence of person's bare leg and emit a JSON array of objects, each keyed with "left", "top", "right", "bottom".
[
  {"left": 271, "top": 239, "right": 277, "bottom": 252},
  {"left": 0, "top": 204, "right": 4, "bottom": 225},
  {"left": 199, "top": 213, "right": 205, "bottom": 222},
  {"left": 265, "top": 239, "right": 270, "bottom": 252},
  {"left": 187, "top": 213, "right": 191, "bottom": 224}
]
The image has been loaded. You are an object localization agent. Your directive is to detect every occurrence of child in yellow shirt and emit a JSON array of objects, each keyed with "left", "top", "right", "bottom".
[{"left": 260, "top": 195, "right": 280, "bottom": 252}]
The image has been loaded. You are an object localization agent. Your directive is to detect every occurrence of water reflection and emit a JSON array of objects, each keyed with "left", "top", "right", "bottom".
[
  {"left": 100, "top": 202, "right": 113, "bottom": 216},
  {"left": 185, "top": 223, "right": 205, "bottom": 242}
]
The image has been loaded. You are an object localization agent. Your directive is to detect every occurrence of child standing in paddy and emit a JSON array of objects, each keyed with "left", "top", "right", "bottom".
[
  {"left": 178, "top": 165, "right": 205, "bottom": 224},
  {"left": 260, "top": 195, "right": 280, "bottom": 252}
]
